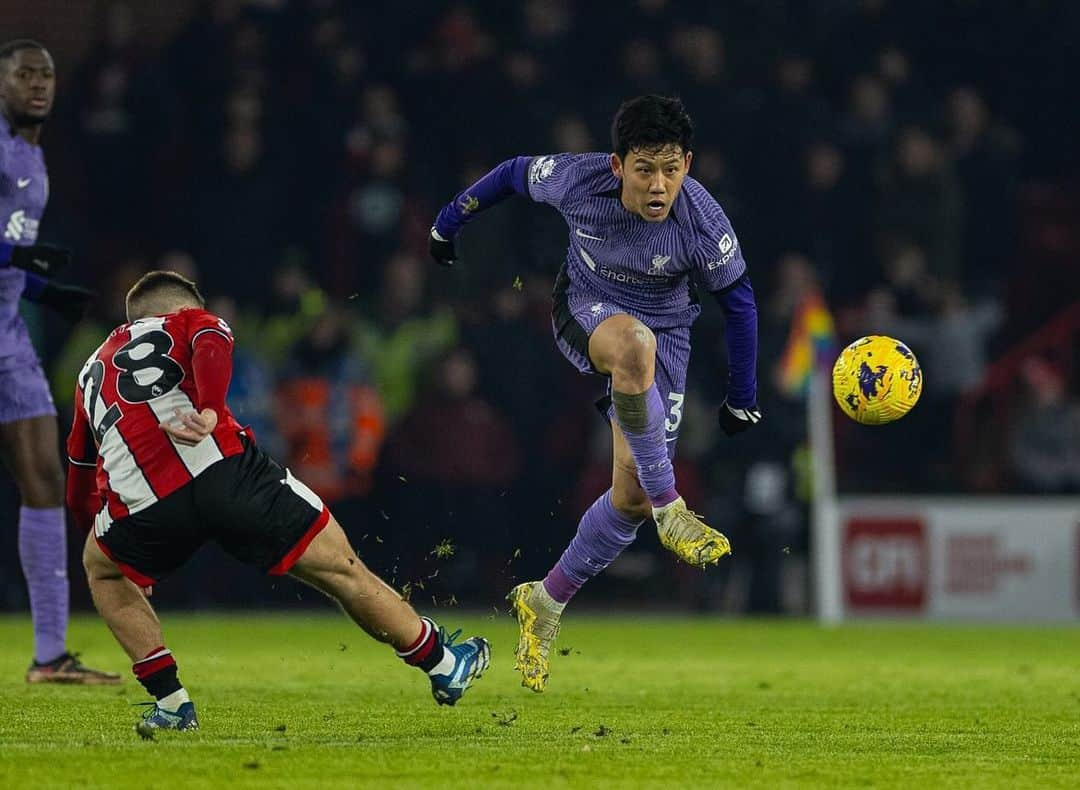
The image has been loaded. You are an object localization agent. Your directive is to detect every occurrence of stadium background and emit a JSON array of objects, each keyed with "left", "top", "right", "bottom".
[{"left": 2, "top": 0, "right": 1078, "bottom": 615}]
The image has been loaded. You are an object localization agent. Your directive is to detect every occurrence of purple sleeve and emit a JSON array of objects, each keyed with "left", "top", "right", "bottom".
[
  {"left": 524, "top": 153, "right": 585, "bottom": 208},
  {"left": 433, "top": 157, "right": 531, "bottom": 239},
  {"left": 713, "top": 276, "right": 758, "bottom": 408}
]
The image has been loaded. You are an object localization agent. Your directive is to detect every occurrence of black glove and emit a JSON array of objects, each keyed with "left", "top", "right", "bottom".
[
  {"left": 9, "top": 244, "right": 71, "bottom": 277},
  {"left": 37, "top": 282, "right": 94, "bottom": 322},
  {"left": 429, "top": 227, "right": 457, "bottom": 267},
  {"left": 718, "top": 399, "right": 762, "bottom": 436}
]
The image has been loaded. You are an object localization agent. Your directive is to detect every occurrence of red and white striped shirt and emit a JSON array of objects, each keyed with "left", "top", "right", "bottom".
[{"left": 66, "top": 308, "right": 247, "bottom": 534}]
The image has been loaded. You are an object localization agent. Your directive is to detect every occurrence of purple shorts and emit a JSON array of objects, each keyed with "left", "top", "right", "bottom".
[
  {"left": 0, "top": 345, "right": 57, "bottom": 424},
  {"left": 552, "top": 291, "right": 691, "bottom": 458}
]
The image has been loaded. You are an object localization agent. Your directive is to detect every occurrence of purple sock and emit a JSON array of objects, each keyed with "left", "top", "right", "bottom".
[
  {"left": 18, "top": 506, "right": 69, "bottom": 664},
  {"left": 611, "top": 384, "right": 678, "bottom": 507},
  {"left": 542, "top": 490, "right": 644, "bottom": 603}
]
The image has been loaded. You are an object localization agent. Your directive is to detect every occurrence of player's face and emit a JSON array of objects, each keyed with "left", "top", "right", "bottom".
[
  {"left": 611, "top": 146, "right": 692, "bottom": 222},
  {"left": 0, "top": 49, "right": 56, "bottom": 125}
]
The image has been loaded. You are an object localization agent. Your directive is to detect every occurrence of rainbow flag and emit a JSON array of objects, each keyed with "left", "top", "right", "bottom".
[{"left": 777, "top": 290, "right": 836, "bottom": 397}]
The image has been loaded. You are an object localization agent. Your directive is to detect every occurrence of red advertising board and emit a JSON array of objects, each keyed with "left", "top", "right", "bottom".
[{"left": 843, "top": 518, "right": 927, "bottom": 611}]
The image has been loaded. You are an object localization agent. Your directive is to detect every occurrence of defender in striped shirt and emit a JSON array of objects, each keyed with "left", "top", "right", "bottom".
[
  {"left": 67, "top": 271, "right": 491, "bottom": 731},
  {"left": 430, "top": 95, "right": 761, "bottom": 692}
]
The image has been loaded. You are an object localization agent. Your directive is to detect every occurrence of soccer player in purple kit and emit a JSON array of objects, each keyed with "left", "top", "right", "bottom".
[
  {"left": 430, "top": 95, "right": 761, "bottom": 691},
  {"left": 0, "top": 39, "right": 115, "bottom": 684}
]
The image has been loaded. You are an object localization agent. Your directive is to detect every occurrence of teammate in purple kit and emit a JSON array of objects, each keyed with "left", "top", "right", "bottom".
[
  {"left": 430, "top": 95, "right": 761, "bottom": 691},
  {"left": 0, "top": 39, "right": 115, "bottom": 684}
]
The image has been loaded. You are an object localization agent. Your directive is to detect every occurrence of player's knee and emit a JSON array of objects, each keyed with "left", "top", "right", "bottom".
[{"left": 613, "top": 322, "right": 656, "bottom": 381}]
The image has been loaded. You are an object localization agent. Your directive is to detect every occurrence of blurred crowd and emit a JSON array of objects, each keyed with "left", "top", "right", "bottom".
[{"left": 12, "top": 0, "right": 1080, "bottom": 613}]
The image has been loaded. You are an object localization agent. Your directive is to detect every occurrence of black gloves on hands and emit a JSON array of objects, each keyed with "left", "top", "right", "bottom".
[
  {"left": 9, "top": 244, "right": 71, "bottom": 277},
  {"left": 718, "top": 399, "right": 762, "bottom": 437},
  {"left": 38, "top": 282, "right": 94, "bottom": 322},
  {"left": 429, "top": 227, "right": 457, "bottom": 267}
]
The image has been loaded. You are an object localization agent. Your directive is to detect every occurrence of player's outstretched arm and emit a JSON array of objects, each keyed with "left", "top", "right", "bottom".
[
  {"left": 714, "top": 276, "right": 762, "bottom": 436},
  {"left": 429, "top": 156, "right": 532, "bottom": 266},
  {"left": 692, "top": 191, "right": 762, "bottom": 436}
]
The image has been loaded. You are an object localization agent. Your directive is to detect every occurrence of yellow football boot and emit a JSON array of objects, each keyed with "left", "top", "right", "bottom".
[
  {"left": 507, "top": 581, "right": 562, "bottom": 693},
  {"left": 654, "top": 497, "right": 732, "bottom": 567}
]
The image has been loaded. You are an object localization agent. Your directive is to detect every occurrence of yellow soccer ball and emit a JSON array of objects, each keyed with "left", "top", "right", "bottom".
[{"left": 832, "top": 335, "right": 923, "bottom": 425}]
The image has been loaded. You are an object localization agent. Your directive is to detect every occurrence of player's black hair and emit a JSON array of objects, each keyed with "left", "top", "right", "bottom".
[
  {"left": 611, "top": 95, "right": 694, "bottom": 160},
  {"left": 126, "top": 270, "right": 206, "bottom": 320},
  {"left": 0, "top": 39, "right": 47, "bottom": 69}
]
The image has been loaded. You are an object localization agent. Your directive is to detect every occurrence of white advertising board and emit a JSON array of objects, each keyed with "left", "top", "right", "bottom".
[{"left": 834, "top": 498, "right": 1080, "bottom": 621}]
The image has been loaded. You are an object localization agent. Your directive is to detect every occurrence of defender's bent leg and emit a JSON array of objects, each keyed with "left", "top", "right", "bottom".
[
  {"left": 83, "top": 533, "right": 163, "bottom": 660},
  {"left": 289, "top": 514, "right": 490, "bottom": 705},
  {"left": 588, "top": 314, "right": 678, "bottom": 507},
  {"left": 83, "top": 534, "right": 195, "bottom": 728},
  {"left": 288, "top": 515, "right": 424, "bottom": 646}
]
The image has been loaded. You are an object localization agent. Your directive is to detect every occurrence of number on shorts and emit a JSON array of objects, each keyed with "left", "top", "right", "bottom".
[
  {"left": 112, "top": 330, "right": 184, "bottom": 403},
  {"left": 665, "top": 392, "right": 685, "bottom": 434}
]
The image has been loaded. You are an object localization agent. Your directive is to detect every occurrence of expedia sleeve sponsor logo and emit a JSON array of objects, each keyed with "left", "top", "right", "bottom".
[
  {"left": 529, "top": 155, "right": 556, "bottom": 185},
  {"left": 706, "top": 232, "right": 739, "bottom": 270}
]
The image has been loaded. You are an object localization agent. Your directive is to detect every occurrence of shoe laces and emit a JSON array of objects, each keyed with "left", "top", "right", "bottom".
[
  {"left": 665, "top": 507, "right": 708, "bottom": 542},
  {"left": 133, "top": 701, "right": 162, "bottom": 721},
  {"left": 439, "top": 626, "right": 463, "bottom": 649}
]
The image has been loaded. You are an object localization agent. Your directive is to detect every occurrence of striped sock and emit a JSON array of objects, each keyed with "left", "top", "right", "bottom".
[
  {"left": 395, "top": 617, "right": 449, "bottom": 674},
  {"left": 133, "top": 646, "right": 184, "bottom": 702}
]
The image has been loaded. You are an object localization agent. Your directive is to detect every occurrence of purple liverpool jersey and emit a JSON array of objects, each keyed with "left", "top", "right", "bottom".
[
  {"left": 527, "top": 153, "right": 747, "bottom": 330},
  {"left": 0, "top": 126, "right": 49, "bottom": 369}
]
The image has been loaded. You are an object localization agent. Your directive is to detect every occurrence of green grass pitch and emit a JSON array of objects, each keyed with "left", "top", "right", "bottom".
[{"left": 1, "top": 613, "right": 1078, "bottom": 788}]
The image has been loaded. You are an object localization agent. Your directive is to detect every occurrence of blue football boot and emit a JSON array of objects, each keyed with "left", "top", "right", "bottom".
[
  {"left": 428, "top": 627, "right": 491, "bottom": 706},
  {"left": 135, "top": 700, "right": 199, "bottom": 735}
]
